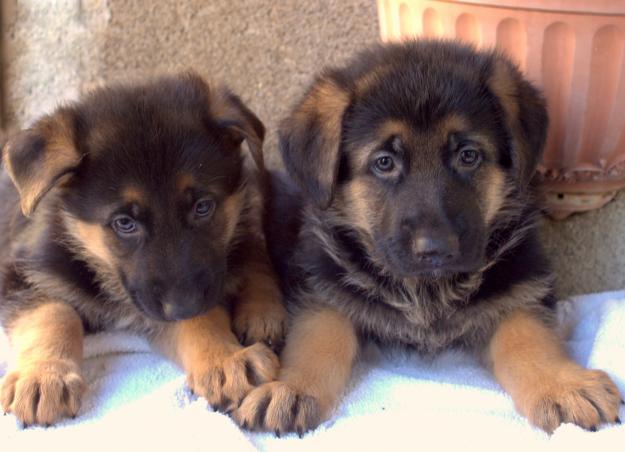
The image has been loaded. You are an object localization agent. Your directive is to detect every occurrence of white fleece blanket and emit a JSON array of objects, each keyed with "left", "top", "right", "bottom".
[{"left": 1, "top": 291, "right": 624, "bottom": 451}]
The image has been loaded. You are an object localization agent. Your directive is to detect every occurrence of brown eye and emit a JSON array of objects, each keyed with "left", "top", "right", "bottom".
[
  {"left": 458, "top": 146, "right": 481, "bottom": 168},
  {"left": 194, "top": 199, "right": 215, "bottom": 218},
  {"left": 373, "top": 153, "right": 395, "bottom": 173},
  {"left": 112, "top": 215, "right": 138, "bottom": 235}
]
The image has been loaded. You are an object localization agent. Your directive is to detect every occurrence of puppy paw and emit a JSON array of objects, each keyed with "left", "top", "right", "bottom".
[
  {"left": 187, "top": 343, "right": 279, "bottom": 412},
  {"left": 521, "top": 366, "right": 622, "bottom": 433},
  {"left": 233, "top": 299, "right": 287, "bottom": 351},
  {"left": 232, "top": 381, "right": 322, "bottom": 436},
  {"left": 0, "top": 359, "right": 85, "bottom": 426}
]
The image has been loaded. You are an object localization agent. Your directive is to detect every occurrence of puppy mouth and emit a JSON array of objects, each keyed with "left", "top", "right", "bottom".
[
  {"left": 380, "top": 247, "right": 480, "bottom": 281},
  {"left": 126, "top": 288, "right": 167, "bottom": 321},
  {"left": 119, "top": 268, "right": 225, "bottom": 321},
  {"left": 126, "top": 289, "right": 217, "bottom": 322},
  {"left": 122, "top": 282, "right": 207, "bottom": 322}
]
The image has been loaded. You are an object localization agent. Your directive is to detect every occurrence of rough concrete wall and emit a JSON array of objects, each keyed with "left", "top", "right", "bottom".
[
  {"left": 92, "top": 0, "right": 380, "bottom": 166},
  {"left": 541, "top": 191, "right": 625, "bottom": 296},
  {"left": 2, "top": 0, "right": 623, "bottom": 297},
  {"left": 1, "top": 0, "right": 109, "bottom": 126}
]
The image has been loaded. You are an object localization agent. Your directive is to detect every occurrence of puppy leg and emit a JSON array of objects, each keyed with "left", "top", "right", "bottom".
[
  {"left": 1, "top": 302, "right": 85, "bottom": 426},
  {"left": 154, "top": 305, "right": 279, "bottom": 412},
  {"left": 233, "top": 307, "right": 359, "bottom": 436},
  {"left": 488, "top": 310, "right": 622, "bottom": 433},
  {"left": 232, "top": 248, "right": 287, "bottom": 349}
]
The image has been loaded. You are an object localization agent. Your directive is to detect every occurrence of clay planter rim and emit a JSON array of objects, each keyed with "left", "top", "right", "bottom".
[
  {"left": 442, "top": 0, "right": 625, "bottom": 15},
  {"left": 538, "top": 179, "right": 625, "bottom": 194}
]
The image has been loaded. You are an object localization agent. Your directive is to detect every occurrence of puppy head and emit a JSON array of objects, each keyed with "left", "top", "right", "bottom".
[
  {"left": 3, "top": 73, "right": 265, "bottom": 321},
  {"left": 281, "top": 41, "right": 547, "bottom": 279}
]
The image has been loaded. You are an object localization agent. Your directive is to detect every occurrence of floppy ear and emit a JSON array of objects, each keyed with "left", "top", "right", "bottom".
[
  {"left": 3, "top": 108, "right": 82, "bottom": 216},
  {"left": 279, "top": 75, "right": 351, "bottom": 209},
  {"left": 210, "top": 86, "right": 266, "bottom": 172},
  {"left": 489, "top": 57, "right": 548, "bottom": 188}
]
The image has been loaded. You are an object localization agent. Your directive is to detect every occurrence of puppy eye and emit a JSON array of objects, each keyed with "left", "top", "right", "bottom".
[
  {"left": 457, "top": 146, "right": 482, "bottom": 168},
  {"left": 194, "top": 198, "right": 215, "bottom": 218},
  {"left": 112, "top": 215, "right": 138, "bottom": 235},
  {"left": 373, "top": 153, "right": 395, "bottom": 173}
]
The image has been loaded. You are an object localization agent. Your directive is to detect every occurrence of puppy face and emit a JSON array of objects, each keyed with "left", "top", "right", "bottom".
[
  {"left": 339, "top": 117, "right": 503, "bottom": 278},
  {"left": 4, "top": 73, "right": 265, "bottom": 321},
  {"left": 281, "top": 41, "right": 547, "bottom": 279}
]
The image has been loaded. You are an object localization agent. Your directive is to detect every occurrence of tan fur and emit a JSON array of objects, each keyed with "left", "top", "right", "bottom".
[
  {"left": 1, "top": 73, "right": 283, "bottom": 427},
  {"left": 5, "top": 112, "right": 81, "bottom": 216},
  {"left": 488, "top": 310, "right": 622, "bottom": 433},
  {"left": 438, "top": 113, "right": 469, "bottom": 136},
  {"left": 209, "top": 86, "right": 265, "bottom": 172},
  {"left": 378, "top": 119, "right": 413, "bottom": 141},
  {"left": 2, "top": 141, "right": 15, "bottom": 185},
  {"left": 295, "top": 78, "right": 350, "bottom": 198},
  {"left": 155, "top": 305, "right": 279, "bottom": 412},
  {"left": 221, "top": 190, "right": 245, "bottom": 246},
  {"left": 341, "top": 179, "right": 379, "bottom": 237},
  {"left": 488, "top": 59, "right": 537, "bottom": 182},
  {"left": 301, "top": 79, "right": 350, "bottom": 124},
  {"left": 481, "top": 169, "right": 507, "bottom": 225},
  {"left": 232, "top": 42, "right": 614, "bottom": 436},
  {"left": 232, "top": 256, "right": 287, "bottom": 348},
  {"left": 0, "top": 302, "right": 85, "bottom": 425},
  {"left": 121, "top": 185, "right": 146, "bottom": 206},
  {"left": 348, "top": 141, "right": 381, "bottom": 171},
  {"left": 66, "top": 219, "right": 115, "bottom": 268},
  {"left": 440, "top": 112, "right": 507, "bottom": 225},
  {"left": 233, "top": 308, "right": 359, "bottom": 434},
  {"left": 489, "top": 59, "right": 520, "bottom": 121},
  {"left": 354, "top": 64, "right": 394, "bottom": 95},
  {"left": 176, "top": 172, "right": 196, "bottom": 194},
  {"left": 349, "top": 119, "right": 413, "bottom": 170}
]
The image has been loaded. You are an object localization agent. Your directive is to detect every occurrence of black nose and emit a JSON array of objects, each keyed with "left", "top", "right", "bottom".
[{"left": 411, "top": 230, "right": 460, "bottom": 264}]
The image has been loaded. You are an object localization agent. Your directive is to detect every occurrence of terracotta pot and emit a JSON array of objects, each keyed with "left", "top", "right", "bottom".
[{"left": 377, "top": 0, "right": 625, "bottom": 219}]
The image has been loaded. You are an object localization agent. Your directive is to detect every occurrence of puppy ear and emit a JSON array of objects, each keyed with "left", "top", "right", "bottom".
[
  {"left": 3, "top": 109, "right": 82, "bottom": 216},
  {"left": 210, "top": 86, "right": 266, "bottom": 172},
  {"left": 279, "top": 75, "right": 351, "bottom": 209},
  {"left": 489, "top": 56, "right": 548, "bottom": 188}
]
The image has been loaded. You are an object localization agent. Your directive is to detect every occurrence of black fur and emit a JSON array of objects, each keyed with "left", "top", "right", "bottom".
[
  {"left": 269, "top": 40, "right": 554, "bottom": 355},
  {"left": 0, "top": 73, "right": 265, "bottom": 332}
]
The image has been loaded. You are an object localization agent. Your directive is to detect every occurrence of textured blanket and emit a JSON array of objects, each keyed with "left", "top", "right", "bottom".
[{"left": 1, "top": 290, "right": 624, "bottom": 451}]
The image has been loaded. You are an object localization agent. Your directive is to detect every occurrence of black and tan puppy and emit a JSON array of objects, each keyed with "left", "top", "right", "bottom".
[
  {"left": 233, "top": 41, "right": 623, "bottom": 435},
  {"left": 0, "top": 73, "right": 286, "bottom": 426}
]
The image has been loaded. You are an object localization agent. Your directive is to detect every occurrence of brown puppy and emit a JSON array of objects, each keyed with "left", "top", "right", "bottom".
[
  {"left": 0, "top": 73, "right": 286, "bottom": 426},
  {"left": 233, "top": 41, "right": 622, "bottom": 435}
]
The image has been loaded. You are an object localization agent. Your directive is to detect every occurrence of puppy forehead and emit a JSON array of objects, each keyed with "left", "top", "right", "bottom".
[
  {"left": 116, "top": 173, "right": 215, "bottom": 206},
  {"left": 351, "top": 114, "right": 469, "bottom": 153},
  {"left": 173, "top": 171, "right": 227, "bottom": 197},
  {"left": 349, "top": 49, "right": 502, "bottom": 133},
  {"left": 83, "top": 119, "right": 236, "bottom": 192}
]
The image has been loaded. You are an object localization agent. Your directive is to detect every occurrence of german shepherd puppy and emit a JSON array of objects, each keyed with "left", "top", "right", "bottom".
[
  {"left": 0, "top": 73, "right": 286, "bottom": 426},
  {"left": 233, "top": 41, "right": 623, "bottom": 435}
]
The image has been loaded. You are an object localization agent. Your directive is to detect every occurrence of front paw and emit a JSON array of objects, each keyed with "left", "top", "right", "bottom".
[
  {"left": 233, "top": 298, "right": 287, "bottom": 350},
  {"left": 0, "top": 359, "right": 85, "bottom": 426},
  {"left": 186, "top": 343, "right": 279, "bottom": 412},
  {"left": 232, "top": 381, "right": 322, "bottom": 436},
  {"left": 521, "top": 366, "right": 622, "bottom": 433}
]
